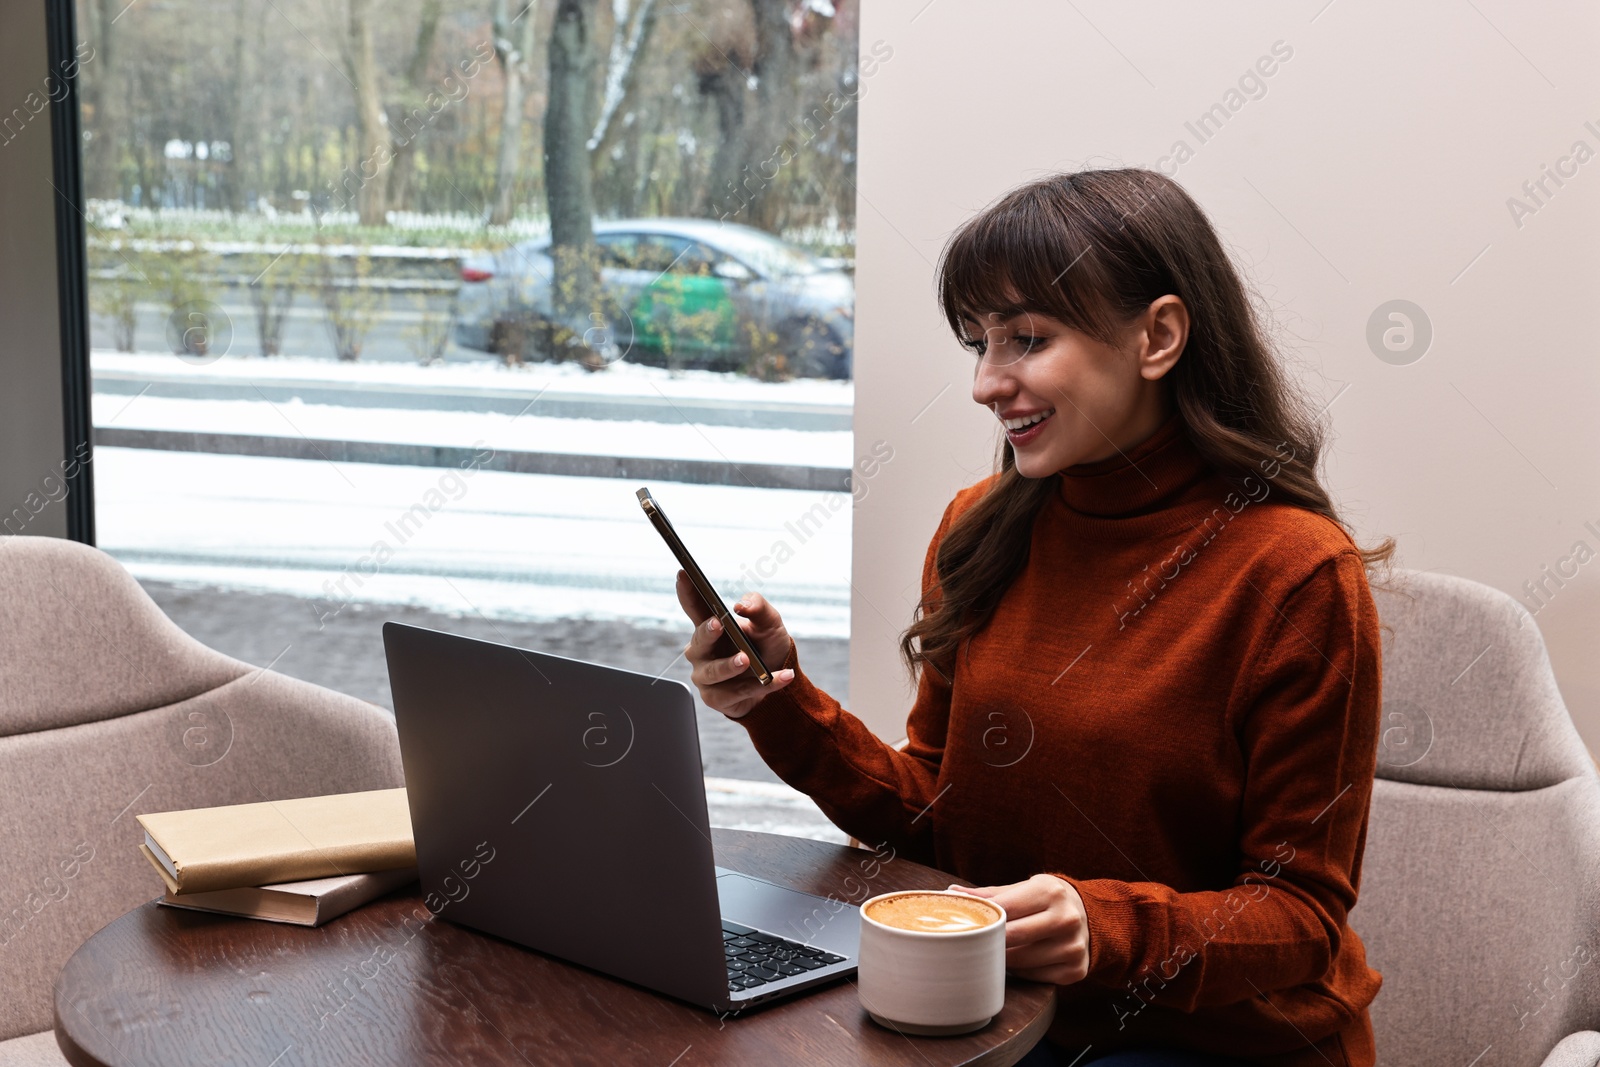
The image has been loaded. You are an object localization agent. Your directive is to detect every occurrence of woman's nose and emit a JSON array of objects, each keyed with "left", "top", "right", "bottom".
[{"left": 971, "top": 350, "right": 1016, "bottom": 408}]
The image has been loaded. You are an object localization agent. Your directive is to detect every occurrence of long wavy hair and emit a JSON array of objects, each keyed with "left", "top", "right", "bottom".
[{"left": 899, "top": 168, "right": 1396, "bottom": 683}]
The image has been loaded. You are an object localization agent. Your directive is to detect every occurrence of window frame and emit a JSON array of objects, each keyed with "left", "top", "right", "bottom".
[{"left": 50, "top": 0, "right": 93, "bottom": 543}]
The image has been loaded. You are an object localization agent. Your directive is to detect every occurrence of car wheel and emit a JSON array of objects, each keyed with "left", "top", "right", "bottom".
[{"left": 778, "top": 317, "right": 847, "bottom": 379}]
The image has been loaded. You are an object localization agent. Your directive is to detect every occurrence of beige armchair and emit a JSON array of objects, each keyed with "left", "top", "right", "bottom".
[
  {"left": 1356, "top": 569, "right": 1600, "bottom": 1066},
  {"left": 0, "top": 537, "right": 404, "bottom": 1065}
]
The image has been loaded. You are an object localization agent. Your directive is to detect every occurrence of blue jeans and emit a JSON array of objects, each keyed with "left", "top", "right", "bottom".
[{"left": 1015, "top": 1039, "right": 1256, "bottom": 1066}]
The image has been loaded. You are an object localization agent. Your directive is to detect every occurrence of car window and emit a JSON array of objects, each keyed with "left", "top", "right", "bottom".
[
  {"left": 680, "top": 243, "right": 724, "bottom": 278},
  {"left": 638, "top": 236, "right": 730, "bottom": 277},
  {"left": 595, "top": 233, "right": 640, "bottom": 270},
  {"left": 550, "top": 233, "right": 735, "bottom": 279},
  {"left": 503, "top": 239, "right": 550, "bottom": 268},
  {"left": 701, "top": 227, "right": 819, "bottom": 276},
  {"left": 631, "top": 234, "right": 696, "bottom": 275},
  {"left": 596, "top": 233, "right": 695, "bottom": 275}
]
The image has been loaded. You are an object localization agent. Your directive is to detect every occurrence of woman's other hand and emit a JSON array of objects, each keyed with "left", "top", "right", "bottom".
[
  {"left": 951, "top": 874, "right": 1091, "bottom": 985},
  {"left": 675, "top": 570, "right": 796, "bottom": 719}
]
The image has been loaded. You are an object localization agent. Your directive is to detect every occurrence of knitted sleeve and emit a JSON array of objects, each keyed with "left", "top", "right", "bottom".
[{"left": 732, "top": 497, "right": 964, "bottom": 866}]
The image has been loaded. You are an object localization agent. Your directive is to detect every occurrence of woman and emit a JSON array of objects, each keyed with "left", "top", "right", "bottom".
[{"left": 675, "top": 168, "right": 1391, "bottom": 1067}]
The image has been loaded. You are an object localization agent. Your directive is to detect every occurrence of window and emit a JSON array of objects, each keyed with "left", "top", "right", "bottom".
[
  {"left": 639, "top": 235, "right": 701, "bottom": 275},
  {"left": 596, "top": 234, "right": 643, "bottom": 271},
  {"left": 673, "top": 242, "right": 723, "bottom": 278},
  {"left": 75, "top": 0, "right": 863, "bottom": 835}
]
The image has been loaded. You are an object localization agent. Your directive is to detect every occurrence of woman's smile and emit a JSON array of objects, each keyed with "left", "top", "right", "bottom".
[{"left": 997, "top": 406, "right": 1056, "bottom": 446}]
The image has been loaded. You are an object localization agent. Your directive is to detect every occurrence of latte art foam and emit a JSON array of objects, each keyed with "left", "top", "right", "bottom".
[{"left": 865, "top": 892, "right": 1002, "bottom": 933}]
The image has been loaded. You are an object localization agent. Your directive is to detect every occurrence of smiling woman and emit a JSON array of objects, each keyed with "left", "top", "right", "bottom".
[
  {"left": 916, "top": 167, "right": 1394, "bottom": 676},
  {"left": 678, "top": 167, "right": 1399, "bottom": 1067}
]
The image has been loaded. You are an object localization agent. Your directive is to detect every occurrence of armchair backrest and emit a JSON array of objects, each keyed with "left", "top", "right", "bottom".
[
  {"left": 1354, "top": 568, "right": 1600, "bottom": 1066},
  {"left": 0, "top": 537, "right": 404, "bottom": 1040}
]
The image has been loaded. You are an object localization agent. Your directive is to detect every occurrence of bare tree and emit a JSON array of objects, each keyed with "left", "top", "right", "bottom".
[
  {"left": 74, "top": 0, "right": 861, "bottom": 233},
  {"left": 689, "top": 0, "right": 833, "bottom": 230},
  {"left": 544, "top": 0, "right": 601, "bottom": 339},
  {"left": 346, "top": 0, "right": 390, "bottom": 226},
  {"left": 93, "top": 270, "right": 141, "bottom": 352},
  {"left": 692, "top": 12, "right": 756, "bottom": 221},
  {"left": 246, "top": 250, "right": 307, "bottom": 356},
  {"left": 740, "top": 0, "right": 803, "bottom": 231},
  {"left": 489, "top": 0, "right": 538, "bottom": 225},
  {"left": 588, "top": 0, "right": 660, "bottom": 154},
  {"left": 387, "top": 0, "right": 446, "bottom": 212},
  {"left": 84, "top": 0, "right": 124, "bottom": 200},
  {"left": 314, "top": 249, "right": 379, "bottom": 360}
]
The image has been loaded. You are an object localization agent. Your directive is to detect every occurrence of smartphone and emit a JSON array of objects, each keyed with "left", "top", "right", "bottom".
[{"left": 637, "top": 487, "right": 773, "bottom": 686}]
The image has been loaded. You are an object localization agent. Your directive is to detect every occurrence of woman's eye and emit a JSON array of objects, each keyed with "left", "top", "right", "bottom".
[{"left": 961, "top": 332, "right": 1043, "bottom": 357}]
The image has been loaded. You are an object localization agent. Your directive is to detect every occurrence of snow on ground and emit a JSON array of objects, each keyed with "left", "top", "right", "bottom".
[
  {"left": 94, "top": 393, "right": 852, "bottom": 468},
  {"left": 92, "top": 350, "right": 855, "bottom": 407},
  {"left": 95, "top": 447, "right": 854, "bottom": 637},
  {"left": 704, "top": 777, "right": 849, "bottom": 844}
]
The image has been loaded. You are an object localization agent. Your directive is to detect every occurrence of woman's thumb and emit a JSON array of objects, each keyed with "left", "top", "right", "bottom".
[{"left": 735, "top": 592, "right": 779, "bottom": 625}]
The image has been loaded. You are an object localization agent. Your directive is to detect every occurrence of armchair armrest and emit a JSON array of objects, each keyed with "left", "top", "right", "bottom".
[{"left": 1543, "top": 1032, "right": 1600, "bottom": 1067}]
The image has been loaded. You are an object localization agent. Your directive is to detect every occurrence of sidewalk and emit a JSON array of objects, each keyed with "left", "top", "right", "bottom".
[
  {"left": 97, "top": 447, "right": 853, "bottom": 638},
  {"left": 142, "top": 580, "right": 852, "bottom": 844},
  {"left": 92, "top": 351, "right": 855, "bottom": 427},
  {"left": 93, "top": 346, "right": 854, "bottom": 491}
]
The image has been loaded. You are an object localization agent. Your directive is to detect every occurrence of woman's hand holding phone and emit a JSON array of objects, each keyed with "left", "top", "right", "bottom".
[{"left": 675, "top": 570, "right": 796, "bottom": 719}]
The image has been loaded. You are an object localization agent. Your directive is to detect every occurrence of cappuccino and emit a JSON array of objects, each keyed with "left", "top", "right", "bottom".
[{"left": 864, "top": 892, "right": 1001, "bottom": 933}]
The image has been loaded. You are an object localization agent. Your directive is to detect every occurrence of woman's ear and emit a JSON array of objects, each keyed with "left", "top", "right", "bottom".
[{"left": 1137, "top": 295, "right": 1189, "bottom": 381}]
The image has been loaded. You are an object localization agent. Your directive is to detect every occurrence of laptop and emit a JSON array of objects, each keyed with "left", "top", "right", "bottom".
[{"left": 382, "top": 622, "right": 860, "bottom": 1015}]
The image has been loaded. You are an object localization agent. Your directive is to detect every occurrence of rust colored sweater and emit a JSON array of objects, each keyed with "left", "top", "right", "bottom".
[{"left": 738, "top": 412, "right": 1384, "bottom": 1066}]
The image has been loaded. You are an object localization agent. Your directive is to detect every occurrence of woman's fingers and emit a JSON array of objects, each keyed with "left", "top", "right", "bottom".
[
  {"left": 689, "top": 643, "right": 749, "bottom": 688},
  {"left": 732, "top": 590, "right": 781, "bottom": 630},
  {"left": 1005, "top": 940, "right": 1089, "bottom": 985},
  {"left": 680, "top": 611, "right": 752, "bottom": 703},
  {"left": 686, "top": 604, "right": 765, "bottom": 668},
  {"left": 684, "top": 610, "right": 723, "bottom": 660},
  {"left": 960, "top": 879, "right": 1049, "bottom": 924},
  {"left": 1008, "top": 961, "right": 1082, "bottom": 986},
  {"left": 1001, "top": 910, "right": 1083, "bottom": 955},
  {"left": 731, "top": 592, "right": 794, "bottom": 669},
  {"left": 712, "top": 670, "right": 797, "bottom": 719},
  {"left": 675, "top": 570, "right": 715, "bottom": 625},
  {"left": 674, "top": 575, "right": 797, "bottom": 717},
  {"left": 1002, "top": 938, "right": 1069, "bottom": 970}
]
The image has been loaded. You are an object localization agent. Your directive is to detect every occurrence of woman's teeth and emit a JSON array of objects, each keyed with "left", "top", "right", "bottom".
[{"left": 1001, "top": 409, "right": 1054, "bottom": 431}]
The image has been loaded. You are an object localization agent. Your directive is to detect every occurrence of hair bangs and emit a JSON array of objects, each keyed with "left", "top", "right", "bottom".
[{"left": 937, "top": 183, "right": 1121, "bottom": 346}]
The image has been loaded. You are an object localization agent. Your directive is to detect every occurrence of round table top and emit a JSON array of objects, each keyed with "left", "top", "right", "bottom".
[{"left": 55, "top": 828, "right": 1055, "bottom": 1066}]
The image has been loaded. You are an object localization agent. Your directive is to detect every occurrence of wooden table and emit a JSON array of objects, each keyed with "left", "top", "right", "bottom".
[{"left": 55, "top": 829, "right": 1056, "bottom": 1066}]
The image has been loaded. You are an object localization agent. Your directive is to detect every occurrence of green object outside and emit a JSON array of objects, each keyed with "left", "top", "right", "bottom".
[{"left": 632, "top": 272, "right": 737, "bottom": 359}]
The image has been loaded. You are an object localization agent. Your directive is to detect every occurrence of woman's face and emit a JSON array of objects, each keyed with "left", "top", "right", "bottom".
[{"left": 963, "top": 296, "right": 1187, "bottom": 479}]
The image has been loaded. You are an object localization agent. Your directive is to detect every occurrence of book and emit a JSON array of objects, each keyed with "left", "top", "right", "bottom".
[
  {"left": 153, "top": 864, "right": 418, "bottom": 926},
  {"left": 137, "top": 787, "right": 415, "bottom": 894}
]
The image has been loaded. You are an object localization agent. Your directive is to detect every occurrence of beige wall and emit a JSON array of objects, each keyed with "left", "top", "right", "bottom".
[
  {"left": 0, "top": 0, "right": 70, "bottom": 540},
  {"left": 847, "top": 0, "right": 1600, "bottom": 752}
]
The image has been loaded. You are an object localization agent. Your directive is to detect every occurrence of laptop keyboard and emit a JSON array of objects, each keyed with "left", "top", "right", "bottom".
[{"left": 723, "top": 921, "right": 847, "bottom": 992}]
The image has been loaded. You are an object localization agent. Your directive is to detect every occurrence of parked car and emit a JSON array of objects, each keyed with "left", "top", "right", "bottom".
[{"left": 453, "top": 218, "right": 855, "bottom": 378}]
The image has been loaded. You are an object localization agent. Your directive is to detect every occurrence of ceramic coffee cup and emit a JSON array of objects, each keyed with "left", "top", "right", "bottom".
[{"left": 857, "top": 889, "right": 1007, "bottom": 1035}]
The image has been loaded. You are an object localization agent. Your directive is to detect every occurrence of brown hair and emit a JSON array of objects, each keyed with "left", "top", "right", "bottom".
[{"left": 899, "top": 167, "right": 1396, "bottom": 683}]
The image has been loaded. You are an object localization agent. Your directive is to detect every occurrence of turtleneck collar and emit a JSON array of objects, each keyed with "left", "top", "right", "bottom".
[{"left": 1055, "top": 410, "right": 1212, "bottom": 520}]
